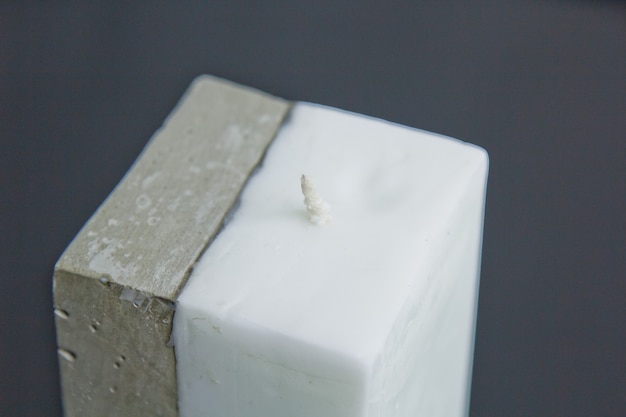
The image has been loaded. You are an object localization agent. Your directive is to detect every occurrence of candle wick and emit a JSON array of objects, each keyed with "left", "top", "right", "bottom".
[{"left": 300, "top": 175, "right": 332, "bottom": 225}]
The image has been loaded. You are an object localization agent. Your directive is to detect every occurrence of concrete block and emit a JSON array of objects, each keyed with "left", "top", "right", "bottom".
[{"left": 53, "top": 76, "right": 291, "bottom": 417}]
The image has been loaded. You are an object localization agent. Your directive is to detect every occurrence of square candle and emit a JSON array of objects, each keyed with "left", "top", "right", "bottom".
[{"left": 54, "top": 76, "right": 488, "bottom": 417}]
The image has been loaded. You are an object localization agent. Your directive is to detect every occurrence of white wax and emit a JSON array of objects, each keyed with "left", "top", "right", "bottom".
[{"left": 173, "top": 103, "right": 488, "bottom": 417}]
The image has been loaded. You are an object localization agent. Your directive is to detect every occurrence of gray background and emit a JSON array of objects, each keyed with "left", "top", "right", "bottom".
[{"left": 1, "top": 1, "right": 624, "bottom": 416}]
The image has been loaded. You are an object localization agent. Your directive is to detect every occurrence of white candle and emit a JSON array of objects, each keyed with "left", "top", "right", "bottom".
[{"left": 173, "top": 103, "right": 488, "bottom": 416}]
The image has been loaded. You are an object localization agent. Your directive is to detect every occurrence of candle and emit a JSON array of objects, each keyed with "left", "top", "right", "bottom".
[
  {"left": 53, "top": 76, "right": 488, "bottom": 417},
  {"left": 173, "top": 103, "right": 488, "bottom": 416}
]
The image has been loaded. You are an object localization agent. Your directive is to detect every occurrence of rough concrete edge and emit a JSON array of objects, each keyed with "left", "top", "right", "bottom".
[
  {"left": 54, "top": 75, "right": 292, "bottom": 300},
  {"left": 52, "top": 75, "right": 293, "bottom": 417}
]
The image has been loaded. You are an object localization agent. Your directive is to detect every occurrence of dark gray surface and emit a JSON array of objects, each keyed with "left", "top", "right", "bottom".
[{"left": 1, "top": 2, "right": 624, "bottom": 416}]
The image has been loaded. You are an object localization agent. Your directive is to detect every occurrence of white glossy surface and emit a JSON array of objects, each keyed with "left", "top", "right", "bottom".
[{"left": 174, "top": 103, "right": 488, "bottom": 417}]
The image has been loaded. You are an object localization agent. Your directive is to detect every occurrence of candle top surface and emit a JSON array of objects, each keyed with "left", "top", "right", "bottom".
[{"left": 178, "top": 102, "right": 487, "bottom": 366}]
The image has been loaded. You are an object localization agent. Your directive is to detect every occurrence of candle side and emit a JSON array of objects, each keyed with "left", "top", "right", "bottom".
[{"left": 174, "top": 103, "right": 488, "bottom": 417}]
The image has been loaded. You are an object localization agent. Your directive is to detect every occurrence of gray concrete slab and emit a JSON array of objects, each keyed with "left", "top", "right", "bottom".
[{"left": 53, "top": 76, "right": 291, "bottom": 416}]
